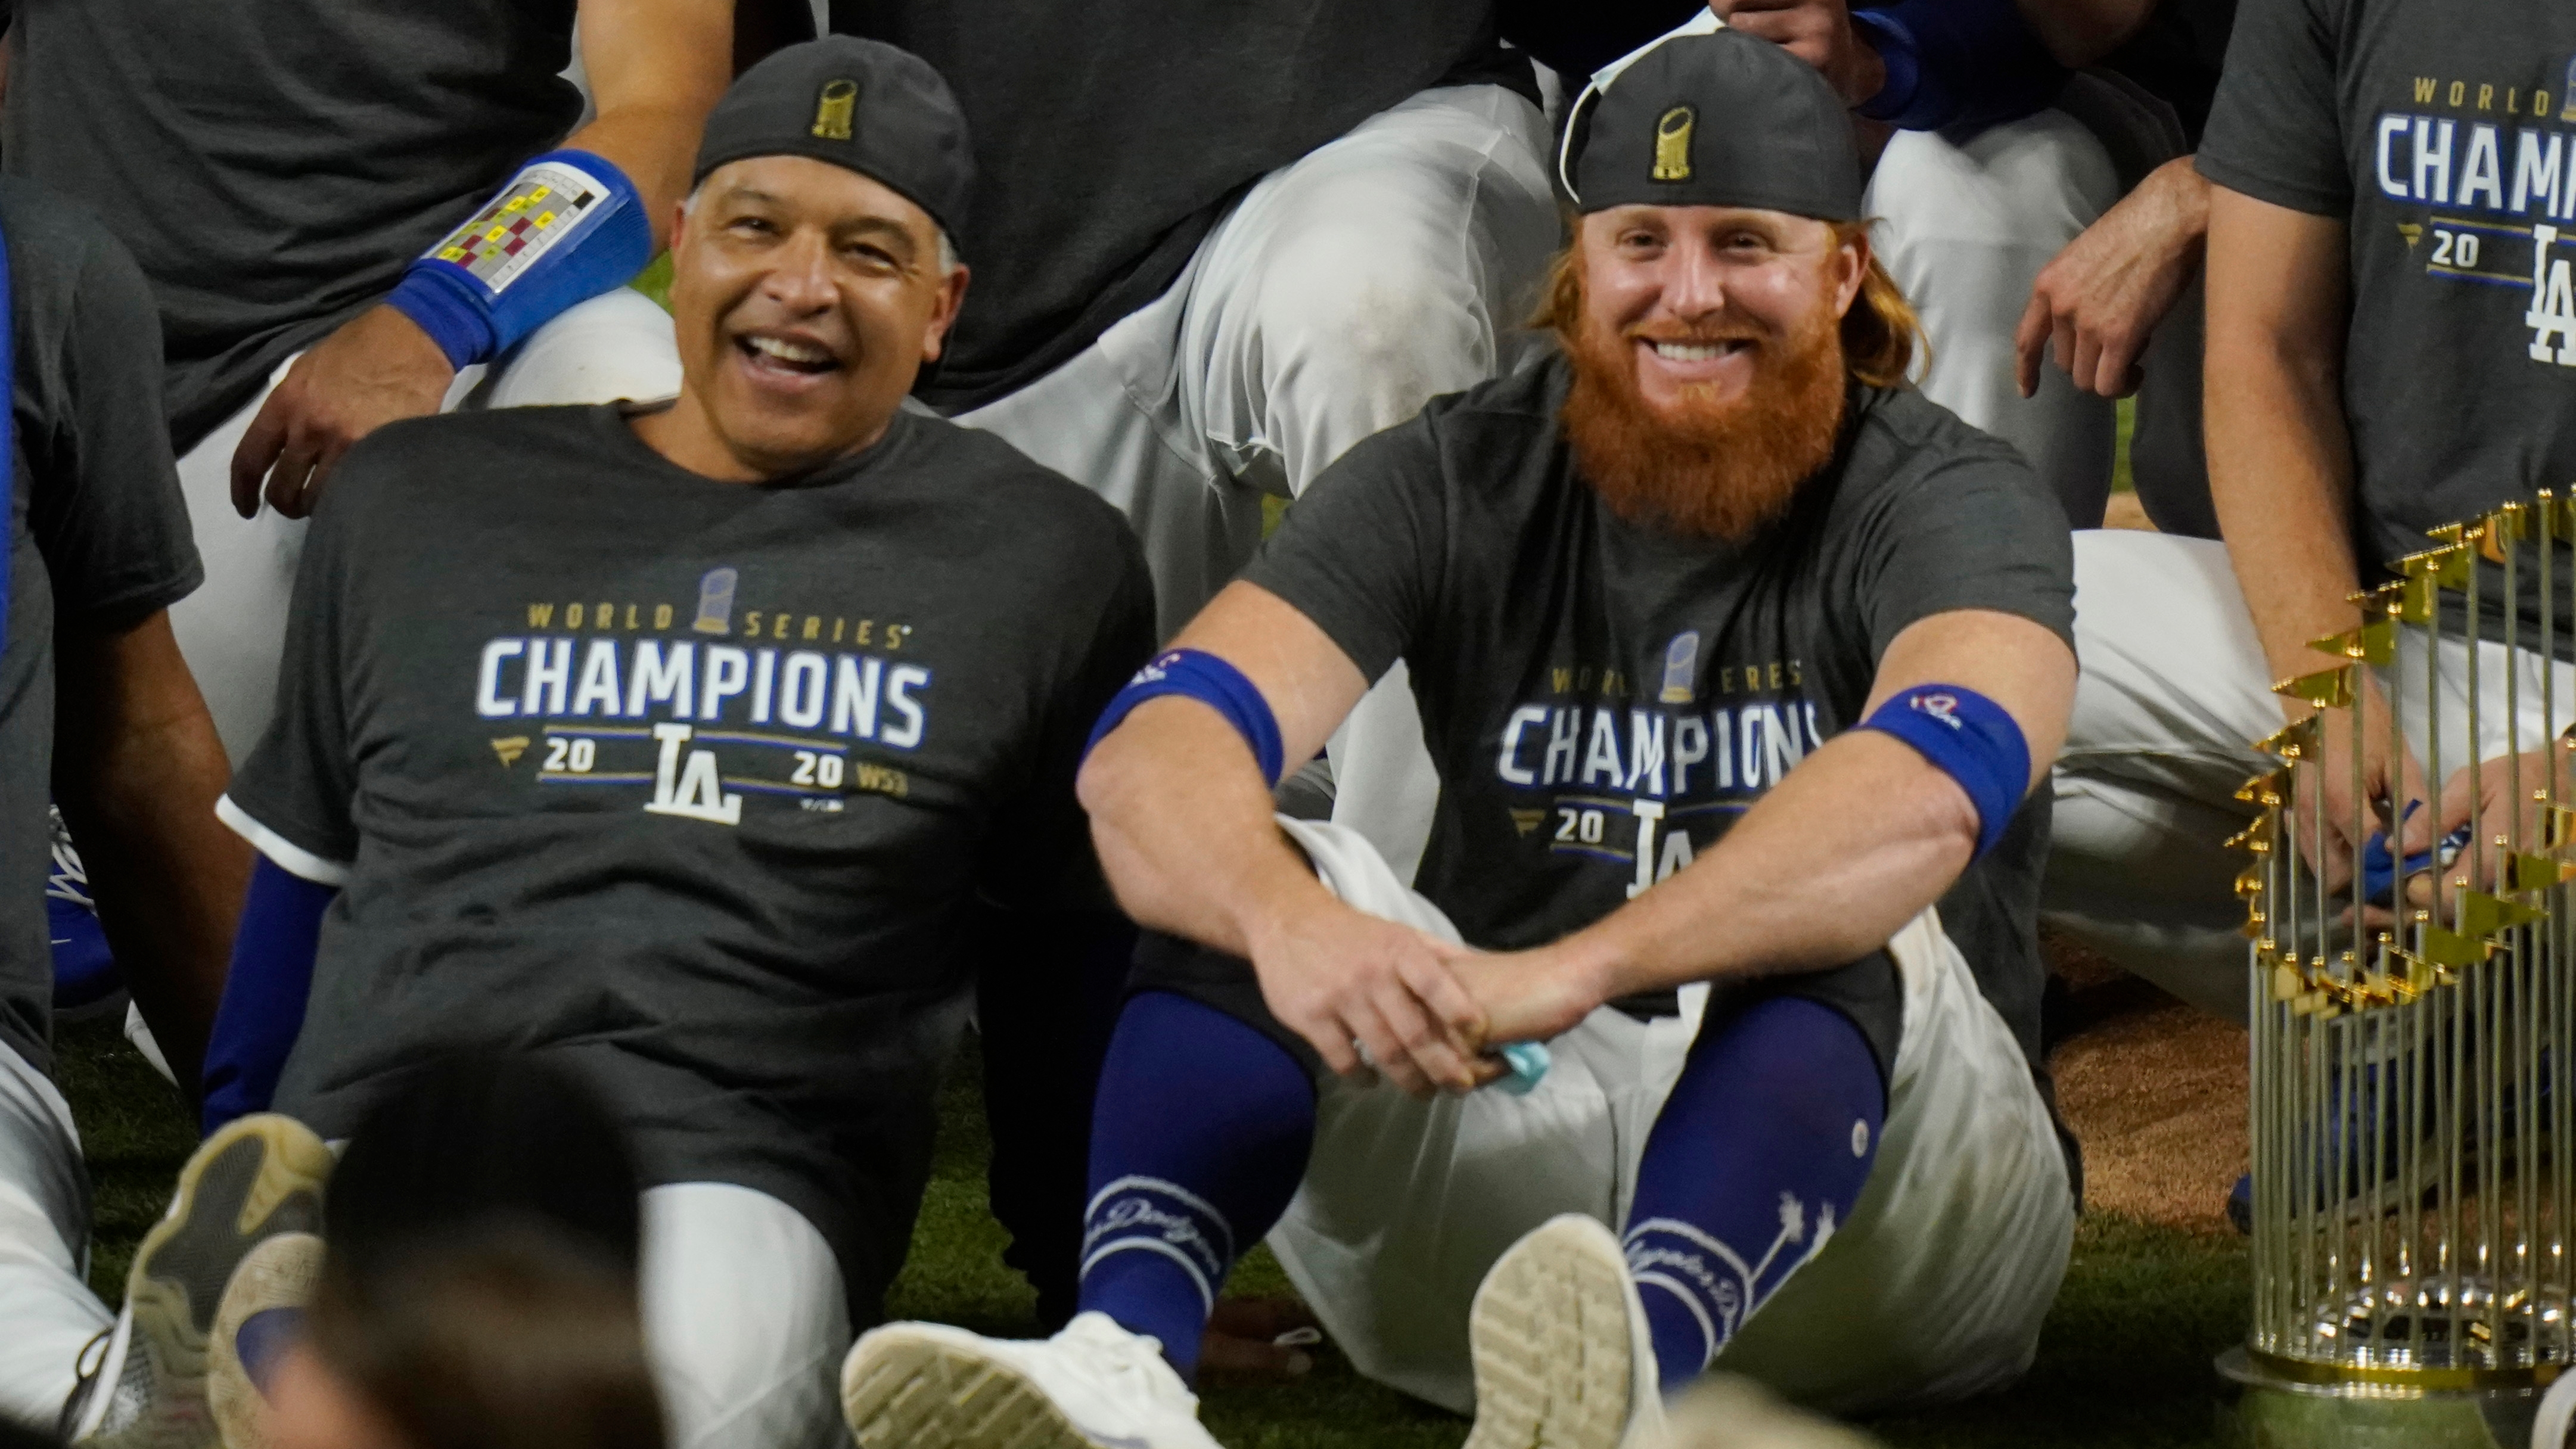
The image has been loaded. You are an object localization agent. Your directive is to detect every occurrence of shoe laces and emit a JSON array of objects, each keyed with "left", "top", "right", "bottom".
[{"left": 1056, "top": 1314, "right": 1196, "bottom": 1413}]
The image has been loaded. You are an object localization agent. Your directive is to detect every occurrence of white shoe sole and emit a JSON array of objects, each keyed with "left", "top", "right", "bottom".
[
  {"left": 840, "top": 1324, "right": 1104, "bottom": 1449},
  {"left": 208, "top": 1232, "right": 325, "bottom": 1449},
  {"left": 1463, "top": 1214, "right": 1646, "bottom": 1449}
]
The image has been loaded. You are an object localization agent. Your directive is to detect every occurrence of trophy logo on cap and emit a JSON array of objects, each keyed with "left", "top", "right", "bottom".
[
  {"left": 811, "top": 79, "right": 858, "bottom": 141},
  {"left": 1651, "top": 105, "right": 1695, "bottom": 182}
]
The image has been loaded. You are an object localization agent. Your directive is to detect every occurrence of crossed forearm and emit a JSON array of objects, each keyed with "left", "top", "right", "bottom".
[{"left": 1545, "top": 733, "right": 1981, "bottom": 1003}]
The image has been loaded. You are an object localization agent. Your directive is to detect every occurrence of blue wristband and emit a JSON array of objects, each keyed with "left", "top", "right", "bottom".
[
  {"left": 1851, "top": 0, "right": 2063, "bottom": 133},
  {"left": 386, "top": 148, "right": 651, "bottom": 371},
  {"left": 1848, "top": 10, "right": 1924, "bottom": 126},
  {"left": 1858, "top": 685, "right": 2031, "bottom": 859},
  {"left": 1085, "top": 648, "right": 1286, "bottom": 785}
]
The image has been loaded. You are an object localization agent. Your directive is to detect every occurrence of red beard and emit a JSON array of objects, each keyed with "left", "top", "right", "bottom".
[{"left": 1558, "top": 277, "right": 1849, "bottom": 543}]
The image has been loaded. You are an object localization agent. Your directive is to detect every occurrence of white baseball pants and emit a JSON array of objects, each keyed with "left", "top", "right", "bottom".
[
  {"left": 0, "top": 1040, "right": 846, "bottom": 1449},
  {"left": 2043, "top": 530, "right": 2576, "bottom": 1022},
  {"left": 1866, "top": 110, "right": 2124, "bottom": 526},
  {"left": 955, "top": 83, "right": 1562, "bottom": 885},
  {"left": 170, "top": 287, "right": 683, "bottom": 764},
  {"left": 1261, "top": 818, "right": 2074, "bottom": 1416}
]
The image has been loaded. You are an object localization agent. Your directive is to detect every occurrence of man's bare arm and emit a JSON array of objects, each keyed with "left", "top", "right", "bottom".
[
  {"left": 2204, "top": 185, "right": 2357, "bottom": 676},
  {"left": 1079, "top": 582, "right": 1488, "bottom": 1093},
  {"left": 564, "top": 0, "right": 736, "bottom": 253},
  {"left": 52, "top": 612, "right": 251, "bottom": 1102},
  {"left": 1472, "top": 610, "right": 2075, "bottom": 1042},
  {"left": 231, "top": 0, "right": 731, "bottom": 518}
]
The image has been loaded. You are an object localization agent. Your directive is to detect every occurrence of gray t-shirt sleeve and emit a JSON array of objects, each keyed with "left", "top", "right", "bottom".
[
  {"left": 1238, "top": 418, "right": 1449, "bottom": 683},
  {"left": 21, "top": 203, "right": 202, "bottom": 628},
  {"left": 1856, "top": 455, "right": 2078, "bottom": 661},
  {"left": 223, "top": 466, "right": 367, "bottom": 874},
  {"left": 975, "top": 531, "right": 1158, "bottom": 913},
  {"left": 2196, "top": 0, "right": 2349, "bottom": 216}
]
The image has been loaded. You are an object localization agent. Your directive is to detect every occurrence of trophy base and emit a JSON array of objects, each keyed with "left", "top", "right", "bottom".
[{"left": 2217, "top": 1348, "right": 2546, "bottom": 1449}]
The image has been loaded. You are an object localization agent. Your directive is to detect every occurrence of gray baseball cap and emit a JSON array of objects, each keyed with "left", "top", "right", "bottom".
[
  {"left": 692, "top": 36, "right": 975, "bottom": 246},
  {"left": 1561, "top": 29, "right": 1863, "bottom": 223}
]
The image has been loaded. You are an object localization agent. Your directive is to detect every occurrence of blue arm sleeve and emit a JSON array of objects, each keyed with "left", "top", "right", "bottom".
[
  {"left": 1852, "top": 0, "right": 2066, "bottom": 133},
  {"left": 384, "top": 149, "right": 652, "bottom": 371},
  {"left": 199, "top": 857, "right": 337, "bottom": 1136}
]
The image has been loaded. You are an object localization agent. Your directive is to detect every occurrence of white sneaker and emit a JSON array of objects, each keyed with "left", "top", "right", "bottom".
[
  {"left": 840, "top": 1310, "right": 1223, "bottom": 1449},
  {"left": 2537, "top": 1362, "right": 2576, "bottom": 1448},
  {"left": 1464, "top": 1213, "right": 1668, "bottom": 1449}
]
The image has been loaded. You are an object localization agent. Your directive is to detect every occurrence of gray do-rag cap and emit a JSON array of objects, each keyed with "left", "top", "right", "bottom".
[
  {"left": 692, "top": 36, "right": 975, "bottom": 247},
  {"left": 1562, "top": 29, "right": 1862, "bottom": 223}
]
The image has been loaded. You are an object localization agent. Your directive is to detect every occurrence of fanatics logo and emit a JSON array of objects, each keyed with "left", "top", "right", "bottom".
[
  {"left": 812, "top": 78, "right": 859, "bottom": 141},
  {"left": 1652, "top": 105, "right": 1695, "bottom": 182}
]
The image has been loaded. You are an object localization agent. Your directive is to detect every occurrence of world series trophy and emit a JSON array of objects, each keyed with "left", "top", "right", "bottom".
[{"left": 2221, "top": 498, "right": 2576, "bottom": 1447}]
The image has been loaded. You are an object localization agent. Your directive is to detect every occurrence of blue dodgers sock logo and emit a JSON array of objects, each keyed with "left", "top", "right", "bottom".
[
  {"left": 1080, "top": 1176, "right": 1237, "bottom": 1311},
  {"left": 1621, "top": 1193, "right": 1837, "bottom": 1372}
]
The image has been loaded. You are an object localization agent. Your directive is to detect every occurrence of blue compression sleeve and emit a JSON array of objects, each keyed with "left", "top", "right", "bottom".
[
  {"left": 384, "top": 149, "right": 652, "bottom": 371},
  {"left": 199, "top": 857, "right": 337, "bottom": 1135},
  {"left": 1856, "top": 684, "right": 2031, "bottom": 859},
  {"left": 1852, "top": 0, "right": 2065, "bottom": 133}
]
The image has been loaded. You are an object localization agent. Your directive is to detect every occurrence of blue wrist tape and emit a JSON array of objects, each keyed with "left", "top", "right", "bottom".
[
  {"left": 1085, "top": 648, "right": 1286, "bottom": 785},
  {"left": 1858, "top": 685, "right": 2031, "bottom": 859},
  {"left": 385, "top": 149, "right": 652, "bottom": 371}
]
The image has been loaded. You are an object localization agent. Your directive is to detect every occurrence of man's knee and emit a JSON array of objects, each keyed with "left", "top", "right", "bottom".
[
  {"left": 1868, "top": 111, "right": 2123, "bottom": 253},
  {"left": 483, "top": 287, "right": 682, "bottom": 411},
  {"left": 1247, "top": 220, "right": 1498, "bottom": 431},
  {"left": 641, "top": 1184, "right": 848, "bottom": 1449}
]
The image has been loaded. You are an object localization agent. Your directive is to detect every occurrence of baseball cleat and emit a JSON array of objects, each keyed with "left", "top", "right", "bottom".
[
  {"left": 1463, "top": 1213, "right": 1667, "bottom": 1449},
  {"left": 63, "top": 1115, "right": 333, "bottom": 1448},
  {"left": 208, "top": 1231, "right": 325, "bottom": 1449},
  {"left": 840, "top": 1310, "right": 1222, "bottom": 1449}
]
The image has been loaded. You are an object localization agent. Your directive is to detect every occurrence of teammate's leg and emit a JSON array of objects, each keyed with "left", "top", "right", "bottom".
[
  {"left": 1462, "top": 988, "right": 1886, "bottom": 1449},
  {"left": 1073, "top": 988, "right": 1317, "bottom": 1380},
  {"left": 1620, "top": 997, "right": 1884, "bottom": 1388},
  {"left": 0, "top": 1040, "right": 105, "bottom": 1428},
  {"left": 975, "top": 906, "right": 1138, "bottom": 1328},
  {"left": 2041, "top": 530, "right": 2283, "bottom": 1021},
  {"left": 641, "top": 1182, "right": 850, "bottom": 1449},
  {"left": 1169, "top": 82, "right": 1558, "bottom": 880},
  {"left": 473, "top": 286, "right": 682, "bottom": 411},
  {"left": 1865, "top": 112, "right": 2123, "bottom": 527}
]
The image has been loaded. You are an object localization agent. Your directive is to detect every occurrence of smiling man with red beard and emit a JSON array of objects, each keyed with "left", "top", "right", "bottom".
[{"left": 843, "top": 28, "right": 2081, "bottom": 1449}]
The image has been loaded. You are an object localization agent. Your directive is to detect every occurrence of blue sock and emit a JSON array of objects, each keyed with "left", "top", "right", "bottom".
[
  {"left": 1622, "top": 995, "right": 1886, "bottom": 1391},
  {"left": 1076, "top": 990, "right": 1316, "bottom": 1380}
]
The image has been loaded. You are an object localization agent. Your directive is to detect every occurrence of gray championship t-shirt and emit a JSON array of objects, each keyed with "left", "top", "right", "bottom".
[
  {"left": 833, "top": 1, "right": 1531, "bottom": 412},
  {"left": 223, "top": 403, "right": 1154, "bottom": 1314},
  {"left": 1241, "top": 344, "right": 2077, "bottom": 1078},
  {"left": 2199, "top": 0, "right": 2576, "bottom": 580},
  {"left": 0, "top": 180, "right": 207, "bottom": 1076},
  {"left": 2, "top": 0, "right": 584, "bottom": 451}
]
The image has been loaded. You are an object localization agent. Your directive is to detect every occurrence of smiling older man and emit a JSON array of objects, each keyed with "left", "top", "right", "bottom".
[
  {"left": 42, "top": 38, "right": 1153, "bottom": 1449},
  {"left": 843, "top": 30, "right": 2078, "bottom": 1449}
]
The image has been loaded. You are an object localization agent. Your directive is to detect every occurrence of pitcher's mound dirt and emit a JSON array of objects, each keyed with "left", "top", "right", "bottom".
[{"left": 2045, "top": 935, "right": 2248, "bottom": 1233}]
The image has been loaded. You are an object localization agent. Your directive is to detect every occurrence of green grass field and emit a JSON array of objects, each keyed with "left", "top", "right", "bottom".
[{"left": 57, "top": 1012, "right": 2247, "bottom": 1448}]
